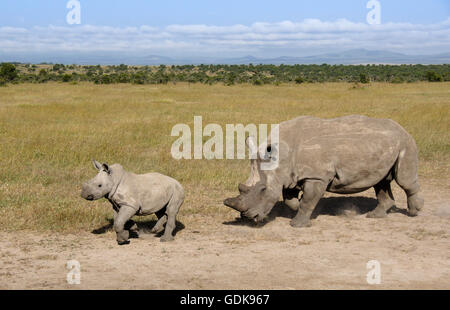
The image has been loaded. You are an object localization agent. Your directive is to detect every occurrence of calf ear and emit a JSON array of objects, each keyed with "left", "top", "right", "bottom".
[
  {"left": 102, "top": 163, "right": 111, "bottom": 174},
  {"left": 92, "top": 159, "right": 102, "bottom": 171}
]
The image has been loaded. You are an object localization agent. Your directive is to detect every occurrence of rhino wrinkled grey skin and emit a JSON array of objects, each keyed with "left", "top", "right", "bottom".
[
  {"left": 81, "top": 160, "right": 184, "bottom": 244},
  {"left": 224, "top": 115, "right": 424, "bottom": 227}
]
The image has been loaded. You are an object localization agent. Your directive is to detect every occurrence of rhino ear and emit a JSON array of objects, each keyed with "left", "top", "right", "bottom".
[
  {"left": 92, "top": 159, "right": 102, "bottom": 171},
  {"left": 245, "top": 136, "right": 261, "bottom": 186},
  {"left": 102, "top": 163, "right": 111, "bottom": 175},
  {"left": 246, "top": 136, "right": 258, "bottom": 159}
]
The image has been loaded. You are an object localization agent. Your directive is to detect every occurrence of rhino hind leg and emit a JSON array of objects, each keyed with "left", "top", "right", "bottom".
[
  {"left": 290, "top": 181, "right": 326, "bottom": 228},
  {"left": 394, "top": 147, "right": 424, "bottom": 217},
  {"left": 151, "top": 208, "right": 168, "bottom": 234},
  {"left": 366, "top": 180, "right": 395, "bottom": 218},
  {"left": 160, "top": 188, "right": 184, "bottom": 242}
]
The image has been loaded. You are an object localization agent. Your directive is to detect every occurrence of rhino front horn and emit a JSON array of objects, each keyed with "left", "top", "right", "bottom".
[{"left": 224, "top": 197, "right": 246, "bottom": 212}]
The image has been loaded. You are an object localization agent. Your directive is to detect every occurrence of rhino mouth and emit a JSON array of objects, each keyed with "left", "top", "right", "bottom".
[
  {"left": 242, "top": 210, "right": 266, "bottom": 223},
  {"left": 83, "top": 194, "right": 94, "bottom": 201},
  {"left": 224, "top": 196, "right": 268, "bottom": 223}
]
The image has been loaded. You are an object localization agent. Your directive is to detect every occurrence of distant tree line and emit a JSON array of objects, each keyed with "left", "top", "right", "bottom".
[{"left": 1, "top": 62, "right": 449, "bottom": 86}]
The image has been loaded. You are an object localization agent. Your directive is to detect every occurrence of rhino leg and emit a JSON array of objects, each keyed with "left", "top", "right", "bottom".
[
  {"left": 394, "top": 147, "right": 424, "bottom": 217},
  {"left": 114, "top": 210, "right": 139, "bottom": 237},
  {"left": 114, "top": 206, "right": 136, "bottom": 245},
  {"left": 283, "top": 188, "right": 300, "bottom": 211},
  {"left": 290, "top": 180, "right": 326, "bottom": 228},
  {"left": 125, "top": 220, "right": 139, "bottom": 238},
  {"left": 151, "top": 208, "right": 167, "bottom": 234},
  {"left": 160, "top": 189, "right": 184, "bottom": 242},
  {"left": 367, "top": 180, "right": 395, "bottom": 218}
]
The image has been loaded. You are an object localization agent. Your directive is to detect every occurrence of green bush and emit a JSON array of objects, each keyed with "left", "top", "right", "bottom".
[
  {"left": 100, "top": 74, "right": 112, "bottom": 84},
  {"left": 6, "top": 63, "right": 450, "bottom": 86},
  {"left": 426, "top": 71, "right": 443, "bottom": 82},
  {"left": 391, "top": 76, "right": 404, "bottom": 84},
  {"left": 359, "top": 73, "right": 370, "bottom": 84},
  {"left": 132, "top": 72, "right": 146, "bottom": 84},
  {"left": 295, "top": 76, "right": 305, "bottom": 84},
  {"left": 62, "top": 74, "right": 72, "bottom": 82},
  {"left": 0, "top": 63, "right": 18, "bottom": 82}
]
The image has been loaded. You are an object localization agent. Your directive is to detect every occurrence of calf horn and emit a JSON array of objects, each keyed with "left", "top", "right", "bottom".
[{"left": 224, "top": 197, "right": 246, "bottom": 212}]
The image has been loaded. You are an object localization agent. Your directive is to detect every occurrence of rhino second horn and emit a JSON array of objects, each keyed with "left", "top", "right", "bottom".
[
  {"left": 238, "top": 183, "right": 251, "bottom": 194},
  {"left": 224, "top": 197, "right": 246, "bottom": 212}
]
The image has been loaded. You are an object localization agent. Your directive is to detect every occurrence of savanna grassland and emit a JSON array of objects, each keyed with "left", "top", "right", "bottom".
[
  {"left": 0, "top": 82, "right": 449, "bottom": 232},
  {"left": 0, "top": 82, "right": 449, "bottom": 289}
]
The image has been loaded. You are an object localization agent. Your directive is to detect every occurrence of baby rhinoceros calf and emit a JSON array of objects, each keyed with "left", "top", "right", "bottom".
[{"left": 81, "top": 160, "right": 184, "bottom": 245}]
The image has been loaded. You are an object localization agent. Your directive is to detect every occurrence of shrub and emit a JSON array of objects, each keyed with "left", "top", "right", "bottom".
[
  {"left": 100, "top": 74, "right": 112, "bottom": 84},
  {"left": 0, "top": 63, "right": 18, "bottom": 82},
  {"left": 118, "top": 73, "right": 130, "bottom": 83},
  {"left": 52, "top": 64, "right": 65, "bottom": 72},
  {"left": 391, "top": 76, "right": 404, "bottom": 84},
  {"left": 132, "top": 72, "right": 146, "bottom": 84},
  {"left": 426, "top": 71, "right": 443, "bottom": 82},
  {"left": 38, "top": 69, "right": 49, "bottom": 83},
  {"left": 252, "top": 79, "right": 263, "bottom": 86},
  {"left": 295, "top": 76, "right": 305, "bottom": 84},
  {"left": 62, "top": 74, "right": 72, "bottom": 82},
  {"left": 359, "top": 73, "right": 370, "bottom": 84}
]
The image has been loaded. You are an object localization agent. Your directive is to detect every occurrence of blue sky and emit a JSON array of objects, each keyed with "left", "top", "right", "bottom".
[
  {"left": 0, "top": 0, "right": 449, "bottom": 59},
  {"left": 1, "top": 0, "right": 449, "bottom": 26}
]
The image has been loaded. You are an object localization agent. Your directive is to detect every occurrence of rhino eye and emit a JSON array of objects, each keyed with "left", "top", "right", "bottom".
[{"left": 98, "top": 184, "right": 102, "bottom": 188}]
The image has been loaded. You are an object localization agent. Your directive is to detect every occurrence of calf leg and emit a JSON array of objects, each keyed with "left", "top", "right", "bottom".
[
  {"left": 367, "top": 180, "right": 395, "bottom": 218},
  {"left": 151, "top": 208, "right": 167, "bottom": 234},
  {"left": 161, "top": 190, "right": 184, "bottom": 242},
  {"left": 114, "top": 209, "right": 138, "bottom": 237},
  {"left": 125, "top": 220, "right": 139, "bottom": 238},
  {"left": 290, "top": 180, "right": 326, "bottom": 228},
  {"left": 114, "top": 206, "right": 136, "bottom": 245}
]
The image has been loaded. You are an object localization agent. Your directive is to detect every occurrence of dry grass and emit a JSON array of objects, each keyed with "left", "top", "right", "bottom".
[{"left": 0, "top": 82, "right": 449, "bottom": 232}]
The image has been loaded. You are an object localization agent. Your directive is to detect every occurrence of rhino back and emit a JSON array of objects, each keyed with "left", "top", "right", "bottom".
[{"left": 120, "top": 172, "right": 182, "bottom": 214}]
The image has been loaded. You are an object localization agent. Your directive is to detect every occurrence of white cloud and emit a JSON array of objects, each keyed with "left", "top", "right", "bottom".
[{"left": 1, "top": 18, "right": 449, "bottom": 56}]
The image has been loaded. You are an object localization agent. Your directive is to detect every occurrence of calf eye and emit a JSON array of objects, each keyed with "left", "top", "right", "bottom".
[{"left": 98, "top": 184, "right": 102, "bottom": 188}]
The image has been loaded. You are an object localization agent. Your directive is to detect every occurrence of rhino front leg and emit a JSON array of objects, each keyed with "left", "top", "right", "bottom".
[
  {"left": 114, "top": 206, "right": 136, "bottom": 245},
  {"left": 290, "top": 180, "right": 326, "bottom": 228},
  {"left": 125, "top": 220, "right": 139, "bottom": 238},
  {"left": 114, "top": 209, "right": 139, "bottom": 237}
]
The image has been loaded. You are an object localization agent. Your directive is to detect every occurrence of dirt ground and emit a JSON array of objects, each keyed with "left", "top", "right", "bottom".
[{"left": 0, "top": 180, "right": 449, "bottom": 290}]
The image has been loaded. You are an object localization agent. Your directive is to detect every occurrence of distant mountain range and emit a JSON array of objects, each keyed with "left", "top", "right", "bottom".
[{"left": 2, "top": 49, "right": 449, "bottom": 65}]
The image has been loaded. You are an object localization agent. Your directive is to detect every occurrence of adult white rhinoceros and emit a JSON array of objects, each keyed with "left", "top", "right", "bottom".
[{"left": 224, "top": 115, "right": 424, "bottom": 227}]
